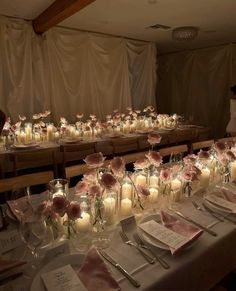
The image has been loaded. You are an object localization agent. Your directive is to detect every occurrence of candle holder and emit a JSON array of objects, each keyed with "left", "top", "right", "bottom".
[
  {"left": 49, "top": 178, "right": 69, "bottom": 198},
  {"left": 102, "top": 190, "right": 118, "bottom": 225},
  {"left": 120, "top": 177, "right": 133, "bottom": 217}
]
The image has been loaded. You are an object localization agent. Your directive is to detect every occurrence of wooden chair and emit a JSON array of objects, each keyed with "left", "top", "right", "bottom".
[
  {"left": 111, "top": 137, "right": 138, "bottom": 156},
  {"left": 217, "top": 137, "right": 236, "bottom": 143},
  {"left": 10, "top": 148, "right": 58, "bottom": 177},
  {"left": 159, "top": 144, "right": 188, "bottom": 162},
  {"left": 60, "top": 142, "right": 96, "bottom": 178},
  {"left": 191, "top": 139, "right": 214, "bottom": 153},
  {"left": 0, "top": 171, "right": 54, "bottom": 196}
]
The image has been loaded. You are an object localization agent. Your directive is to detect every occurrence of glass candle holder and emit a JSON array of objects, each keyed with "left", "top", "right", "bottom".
[
  {"left": 102, "top": 190, "right": 118, "bottom": 225},
  {"left": 135, "top": 171, "right": 147, "bottom": 187},
  {"left": 49, "top": 179, "right": 69, "bottom": 198}
]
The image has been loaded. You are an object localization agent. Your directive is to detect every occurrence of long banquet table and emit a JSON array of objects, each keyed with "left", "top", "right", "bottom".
[
  {"left": 0, "top": 125, "right": 210, "bottom": 174},
  {"left": 1, "top": 188, "right": 236, "bottom": 291}
]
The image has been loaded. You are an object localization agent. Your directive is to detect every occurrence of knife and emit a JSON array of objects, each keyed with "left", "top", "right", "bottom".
[
  {"left": 202, "top": 202, "right": 236, "bottom": 224},
  {"left": 99, "top": 250, "right": 141, "bottom": 288},
  {"left": 175, "top": 211, "right": 217, "bottom": 237},
  {"left": 201, "top": 202, "right": 224, "bottom": 222}
]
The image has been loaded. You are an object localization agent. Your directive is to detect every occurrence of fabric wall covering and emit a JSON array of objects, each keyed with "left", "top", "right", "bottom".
[
  {"left": 157, "top": 44, "right": 236, "bottom": 138},
  {"left": 0, "top": 16, "right": 157, "bottom": 123}
]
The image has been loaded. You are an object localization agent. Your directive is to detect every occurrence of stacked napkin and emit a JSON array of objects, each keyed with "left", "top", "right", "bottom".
[
  {"left": 221, "top": 187, "right": 236, "bottom": 203},
  {"left": 78, "top": 247, "right": 121, "bottom": 291},
  {"left": 160, "top": 211, "right": 203, "bottom": 255}
]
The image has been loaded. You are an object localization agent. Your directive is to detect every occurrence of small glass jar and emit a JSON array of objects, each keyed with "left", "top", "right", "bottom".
[
  {"left": 102, "top": 190, "right": 119, "bottom": 225},
  {"left": 49, "top": 179, "right": 69, "bottom": 198}
]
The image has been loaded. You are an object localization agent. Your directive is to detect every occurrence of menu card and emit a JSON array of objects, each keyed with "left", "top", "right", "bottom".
[
  {"left": 139, "top": 220, "right": 190, "bottom": 249},
  {"left": 205, "top": 194, "right": 236, "bottom": 213},
  {"left": 41, "top": 265, "right": 87, "bottom": 291}
]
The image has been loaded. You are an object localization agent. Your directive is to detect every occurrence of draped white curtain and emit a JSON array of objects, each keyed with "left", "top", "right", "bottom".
[
  {"left": 0, "top": 17, "right": 157, "bottom": 123},
  {"left": 157, "top": 44, "right": 236, "bottom": 138}
]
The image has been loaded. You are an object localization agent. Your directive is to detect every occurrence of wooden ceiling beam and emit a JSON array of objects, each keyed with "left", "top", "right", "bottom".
[{"left": 33, "top": 0, "right": 96, "bottom": 34}]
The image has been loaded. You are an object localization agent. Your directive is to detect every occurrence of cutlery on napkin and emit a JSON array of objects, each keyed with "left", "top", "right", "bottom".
[{"left": 78, "top": 247, "right": 121, "bottom": 291}]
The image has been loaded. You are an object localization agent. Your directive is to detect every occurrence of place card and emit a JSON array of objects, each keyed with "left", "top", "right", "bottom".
[
  {"left": 0, "top": 230, "right": 22, "bottom": 254},
  {"left": 41, "top": 264, "right": 87, "bottom": 291},
  {"left": 205, "top": 194, "right": 236, "bottom": 213},
  {"left": 44, "top": 241, "right": 70, "bottom": 263},
  {"left": 139, "top": 220, "right": 190, "bottom": 250}
]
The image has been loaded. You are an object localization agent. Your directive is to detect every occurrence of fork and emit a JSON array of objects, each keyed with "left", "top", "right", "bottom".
[
  {"left": 133, "top": 233, "right": 170, "bottom": 269},
  {"left": 192, "top": 200, "right": 224, "bottom": 222},
  {"left": 119, "top": 231, "right": 155, "bottom": 264}
]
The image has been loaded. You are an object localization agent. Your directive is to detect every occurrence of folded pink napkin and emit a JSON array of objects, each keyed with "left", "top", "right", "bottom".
[
  {"left": 221, "top": 187, "right": 236, "bottom": 203},
  {"left": 0, "top": 259, "right": 26, "bottom": 274},
  {"left": 7, "top": 191, "right": 49, "bottom": 221},
  {"left": 160, "top": 211, "right": 203, "bottom": 255},
  {"left": 78, "top": 247, "right": 121, "bottom": 291}
]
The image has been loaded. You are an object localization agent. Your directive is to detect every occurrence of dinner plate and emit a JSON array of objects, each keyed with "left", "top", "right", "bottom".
[
  {"left": 135, "top": 129, "right": 153, "bottom": 134},
  {"left": 137, "top": 214, "right": 169, "bottom": 250},
  {"left": 203, "top": 190, "right": 234, "bottom": 214},
  {"left": 103, "top": 133, "right": 124, "bottom": 138},
  {"left": 31, "top": 253, "right": 85, "bottom": 291},
  {"left": 11, "top": 143, "right": 39, "bottom": 150}
]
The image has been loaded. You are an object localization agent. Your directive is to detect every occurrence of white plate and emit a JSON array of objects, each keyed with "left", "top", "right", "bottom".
[
  {"left": 203, "top": 191, "right": 233, "bottom": 214},
  {"left": 59, "top": 138, "right": 82, "bottom": 144},
  {"left": 137, "top": 214, "right": 169, "bottom": 250},
  {"left": 30, "top": 253, "right": 85, "bottom": 291}
]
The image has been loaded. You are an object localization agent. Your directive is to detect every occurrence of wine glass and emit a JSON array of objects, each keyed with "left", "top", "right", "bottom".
[{"left": 19, "top": 213, "right": 46, "bottom": 266}]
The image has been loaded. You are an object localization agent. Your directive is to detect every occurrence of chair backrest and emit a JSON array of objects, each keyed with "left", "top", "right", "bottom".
[
  {"left": 191, "top": 139, "right": 214, "bottom": 152},
  {"left": 10, "top": 148, "right": 57, "bottom": 177},
  {"left": 217, "top": 137, "right": 236, "bottom": 143},
  {"left": 159, "top": 144, "right": 188, "bottom": 157},
  {"left": 0, "top": 171, "right": 54, "bottom": 192},
  {"left": 111, "top": 137, "right": 138, "bottom": 155}
]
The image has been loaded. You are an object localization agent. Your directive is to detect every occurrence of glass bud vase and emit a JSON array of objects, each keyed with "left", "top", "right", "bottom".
[{"left": 49, "top": 178, "right": 69, "bottom": 198}]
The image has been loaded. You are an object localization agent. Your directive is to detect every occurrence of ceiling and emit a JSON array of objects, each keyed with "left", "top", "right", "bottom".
[{"left": 1, "top": 0, "right": 236, "bottom": 53}]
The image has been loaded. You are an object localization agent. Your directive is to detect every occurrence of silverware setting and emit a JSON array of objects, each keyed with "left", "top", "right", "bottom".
[
  {"left": 173, "top": 210, "right": 218, "bottom": 237},
  {"left": 99, "top": 250, "right": 141, "bottom": 288},
  {"left": 192, "top": 200, "right": 224, "bottom": 222},
  {"left": 119, "top": 231, "right": 155, "bottom": 264},
  {"left": 133, "top": 233, "right": 170, "bottom": 269}
]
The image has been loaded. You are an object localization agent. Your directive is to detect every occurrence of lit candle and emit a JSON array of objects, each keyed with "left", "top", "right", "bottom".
[
  {"left": 120, "top": 198, "right": 132, "bottom": 216},
  {"left": 149, "top": 175, "right": 159, "bottom": 187},
  {"left": 171, "top": 178, "right": 181, "bottom": 191},
  {"left": 230, "top": 161, "right": 236, "bottom": 181},
  {"left": 103, "top": 197, "right": 116, "bottom": 223},
  {"left": 18, "top": 131, "right": 26, "bottom": 144},
  {"left": 149, "top": 187, "right": 159, "bottom": 203},
  {"left": 121, "top": 183, "right": 132, "bottom": 199},
  {"left": 135, "top": 174, "right": 146, "bottom": 186},
  {"left": 34, "top": 132, "right": 41, "bottom": 142},
  {"left": 76, "top": 212, "right": 91, "bottom": 232},
  {"left": 25, "top": 124, "right": 32, "bottom": 143},
  {"left": 47, "top": 125, "right": 54, "bottom": 141},
  {"left": 200, "top": 168, "right": 210, "bottom": 189}
]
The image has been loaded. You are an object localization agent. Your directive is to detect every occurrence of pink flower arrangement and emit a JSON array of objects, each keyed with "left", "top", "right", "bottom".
[
  {"left": 214, "top": 142, "right": 226, "bottom": 153},
  {"left": 37, "top": 201, "right": 58, "bottom": 220},
  {"left": 84, "top": 152, "right": 105, "bottom": 168},
  {"left": 134, "top": 158, "right": 150, "bottom": 170},
  {"left": 100, "top": 172, "right": 117, "bottom": 190},
  {"left": 83, "top": 169, "right": 97, "bottom": 182},
  {"left": 66, "top": 202, "right": 81, "bottom": 220},
  {"left": 52, "top": 196, "right": 69, "bottom": 216},
  {"left": 88, "top": 185, "right": 102, "bottom": 198},
  {"left": 198, "top": 150, "right": 210, "bottom": 160},
  {"left": 217, "top": 153, "right": 228, "bottom": 166},
  {"left": 180, "top": 166, "right": 200, "bottom": 182},
  {"left": 147, "top": 132, "right": 162, "bottom": 145},
  {"left": 110, "top": 157, "right": 125, "bottom": 177},
  {"left": 75, "top": 181, "right": 89, "bottom": 194},
  {"left": 225, "top": 150, "right": 236, "bottom": 161},
  {"left": 146, "top": 151, "right": 162, "bottom": 167},
  {"left": 159, "top": 168, "right": 171, "bottom": 184},
  {"left": 183, "top": 154, "right": 197, "bottom": 165}
]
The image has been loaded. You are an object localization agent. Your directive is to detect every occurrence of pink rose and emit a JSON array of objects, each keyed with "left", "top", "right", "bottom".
[
  {"left": 147, "top": 132, "right": 162, "bottom": 145},
  {"left": 198, "top": 150, "right": 210, "bottom": 160},
  {"left": 84, "top": 152, "right": 106, "bottom": 168},
  {"left": 100, "top": 172, "right": 117, "bottom": 190},
  {"left": 159, "top": 168, "right": 171, "bottom": 183},
  {"left": 37, "top": 201, "right": 58, "bottom": 219},
  {"left": 83, "top": 169, "right": 97, "bottom": 183},
  {"left": 52, "top": 196, "right": 69, "bottom": 216},
  {"left": 137, "top": 185, "right": 150, "bottom": 197},
  {"left": 214, "top": 142, "right": 226, "bottom": 153},
  {"left": 226, "top": 150, "right": 236, "bottom": 161},
  {"left": 146, "top": 151, "right": 162, "bottom": 167},
  {"left": 66, "top": 202, "right": 81, "bottom": 220},
  {"left": 88, "top": 185, "right": 102, "bottom": 198},
  {"left": 134, "top": 158, "right": 150, "bottom": 170},
  {"left": 217, "top": 153, "right": 228, "bottom": 166},
  {"left": 75, "top": 181, "right": 89, "bottom": 194},
  {"left": 110, "top": 157, "right": 125, "bottom": 177},
  {"left": 183, "top": 154, "right": 197, "bottom": 165}
]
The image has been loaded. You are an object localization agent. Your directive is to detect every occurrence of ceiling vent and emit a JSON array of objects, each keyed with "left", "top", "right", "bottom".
[
  {"left": 172, "top": 26, "right": 199, "bottom": 41},
  {"left": 147, "top": 23, "right": 171, "bottom": 30}
]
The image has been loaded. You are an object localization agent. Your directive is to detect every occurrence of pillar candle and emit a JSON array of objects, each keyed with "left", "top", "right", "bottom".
[
  {"left": 230, "top": 161, "right": 236, "bottom": 181},
  {"left": 171, "top": 178, "right": 181, "bottom": 191},
  {"left": 103, "top": 197, "right": 116, "bottom": 223},
  {"left": 47, "top": 125, "right": 54, "bottom": 141},
  {"left": 200, "top": 168, "right": 210, "bottom": 189},
  {"left": 121, "top": 183, "right": 132, "bottom": 199},
  {"left": 135, "top": 174, "right": 146, "bottom": 186},
  {"left": 76, "top": 212, "right": 91, "bottom": 232},
  {"left": 149, "top": 187, "right": 159, "bottom": 203},
  {"left": 149, "top": 175, "right": 159, "bottom": 187},
  {"left": 120, "top": 198, "right": 132, "bottom": 216}
]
